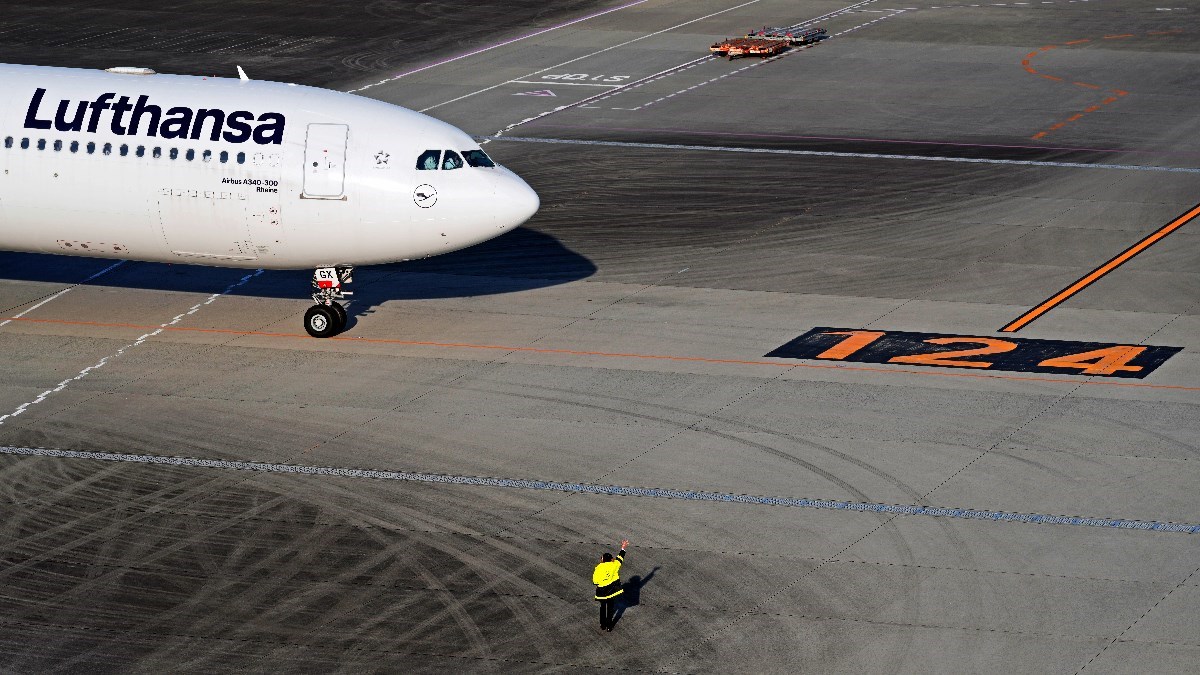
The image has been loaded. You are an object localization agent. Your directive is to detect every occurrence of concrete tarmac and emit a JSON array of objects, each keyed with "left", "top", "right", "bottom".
[{"left": 1, "top": 0, "right": 1198, "bottom": 672}]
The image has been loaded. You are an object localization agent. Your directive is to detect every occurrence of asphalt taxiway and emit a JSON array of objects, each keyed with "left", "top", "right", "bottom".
[{"left": 1, "top": 0, "right": 1198, "bottom": 672}]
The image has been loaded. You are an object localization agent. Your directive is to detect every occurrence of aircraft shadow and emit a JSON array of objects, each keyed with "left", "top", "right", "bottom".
[{"left": 0, "top": 228, "right": 595, "bottom": 322}]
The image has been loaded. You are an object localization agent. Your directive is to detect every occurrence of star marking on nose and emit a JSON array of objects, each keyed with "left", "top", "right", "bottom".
[{"left": 375, "top": 151, "right": 390, "bottom": 165}]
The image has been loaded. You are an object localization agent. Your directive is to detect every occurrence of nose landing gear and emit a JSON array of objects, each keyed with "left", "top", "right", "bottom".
[{"left": 305, "top": 266, "right": 353, "bottom": 338}]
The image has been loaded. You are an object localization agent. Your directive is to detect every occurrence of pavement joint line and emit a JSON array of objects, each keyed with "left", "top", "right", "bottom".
[
  {"left": 0, "top": 270, "right": 262, "bottom": 427},
  {"left": 1077, "top": 564, "right": 1200, "bottom": 673},
  {"left": 3, "top": 446, "right": 1197, "bottom": 535},
  {"left": 480, "top": 135, "right": 1200, "bottom": 173},
  {"left": 3, "top": 315, "right": 1198, "bottom": 391}
]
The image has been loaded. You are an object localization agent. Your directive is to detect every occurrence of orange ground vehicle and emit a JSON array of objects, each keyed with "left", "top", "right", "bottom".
[
  {"left": 709, "top": 25, "right": 827, "bottom": 59},
  {"left": 708, "top": 37, "right": 788, "bottom": 59}
]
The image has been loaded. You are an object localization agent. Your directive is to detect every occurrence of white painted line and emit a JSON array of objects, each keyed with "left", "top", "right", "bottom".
[
  {"left": 482, "top": 135, "right": 1200, "bottom": 174},
  {"left": 419, "top": 0, "right": 769, "bottom": 112},
  {"left": 527, "top": 0, "right": 888, "bottom": 121},
  {"left": 509, "top": 80, "right": 623, "bottom": 87},
  {"left": 0, "top": 260, "right": 126, "bottom": 330},
  {"left": 346, "top": 0, "right": 651, "bottom": 92},
  {"left": 0, "top": 269, "right": 263, "bottom": 427},
  {"left": 487, "top": 55, "right": 717, "bottom": 138}
]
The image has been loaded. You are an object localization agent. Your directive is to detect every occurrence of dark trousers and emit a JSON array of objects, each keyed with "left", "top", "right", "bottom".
[{"left": 599, "top": 597, "right": 617, "bottom": 629}]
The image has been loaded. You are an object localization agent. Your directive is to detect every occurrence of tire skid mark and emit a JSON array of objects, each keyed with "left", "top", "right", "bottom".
[
  {"left": 1026, "top": 31, "right": 1181, "bottom": 140},
  {"left": 286, "top": 485, "right": 574, "bottom": 661}
]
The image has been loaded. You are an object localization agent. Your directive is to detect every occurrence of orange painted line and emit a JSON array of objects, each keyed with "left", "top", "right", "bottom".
[
  {"left": 1, "top": 316, "right": 1196, "bottom": 391},
  {"left": 1025, "top": 32, "right": 1179, "bottom": 142},
  {"left": 1001, "top": 201, "right": 1200, "bottom": 333},
  {"left": 1067, "top": 114, "right": 1084, "bottom": 122},
  {"left": 1048, "top": 122, "right": 1066, "bottom": 130}
]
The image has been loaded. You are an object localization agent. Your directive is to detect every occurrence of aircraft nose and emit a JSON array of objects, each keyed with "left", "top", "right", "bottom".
[{"left": 494, "top": 169, "right": 539, "bottom": 230}]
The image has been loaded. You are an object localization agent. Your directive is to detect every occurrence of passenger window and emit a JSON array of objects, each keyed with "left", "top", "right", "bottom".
[
  {"left": 416, "top": 149, "right": 440, "bottom": 170},
  {"left": 3, "top": 137, "right": 10, "bottom": 149},
  {"left": 86, "top": 142, "right": 95, "bottom": 154},
  {"left": 70, "top": 141, "right": 79, "bottom": 153},
  {"left": 119, "top": 144, "right": 129, "bottom": 156},
  {"left": 53, "top": 140, "right": 63, "bottom": 151},
  {"left": 153, "top": 147, "right": 162, "bottom": 159},
  {"left": 462, "top": 149, "right": 495, "bottom": 168},
  {"left": 185, "top": 149, "right": 195, "bottom": 161},
  {"left": 441, "top": 150, "right": 464, "bottom": 170},
  {"left": 219, "top": 150, "right": 229, "bottom": 163},
  {"left": 136, "top": 146, "right": 145, "bottom": 158},
  {"left": 37, "top": 139, "right": 46, "bottom": 151},
  {"left": 202, "top": 150, "right": 212, "bottom": 162},
  {"left": 102, "top": 143, "right": 112, "bottom": 155},
  {"left": 236, "top": 152, "right": 246, "bottom": 164},
  {"left": 20, "top": 138, "right": 29, "bottom": 150},
  {"left": 169, "top": 148, "right": 178, "bottom": 160}
]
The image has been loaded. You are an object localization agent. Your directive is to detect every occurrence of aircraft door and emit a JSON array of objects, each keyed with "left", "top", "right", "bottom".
[
  {"left": 303, "top": 124, "right": 348, "bottom": 199},
  {"left": 157, "top": 188, "right": 257, "bottom": 261}
]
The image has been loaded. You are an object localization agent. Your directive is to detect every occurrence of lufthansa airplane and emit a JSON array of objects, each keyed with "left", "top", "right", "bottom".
[{"left": 0, "top": 63, "right": 539, "bottom": 337}]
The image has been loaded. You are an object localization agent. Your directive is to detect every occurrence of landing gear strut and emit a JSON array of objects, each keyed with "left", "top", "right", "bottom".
[{"left": 305, "top": 266, "right": 352, "bottom": 338}]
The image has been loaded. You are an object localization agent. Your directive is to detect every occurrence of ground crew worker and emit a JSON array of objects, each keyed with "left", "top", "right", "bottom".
[{"left": 593, "top": 539, "right": 629, "bottom": 631}]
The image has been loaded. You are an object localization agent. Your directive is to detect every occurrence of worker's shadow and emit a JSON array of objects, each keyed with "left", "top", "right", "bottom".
[{"left": 613, "top": 566, "right": 660, "bottom": 627}]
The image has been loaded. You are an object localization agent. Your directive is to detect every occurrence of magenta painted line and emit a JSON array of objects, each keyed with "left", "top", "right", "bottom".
[
  {"left": 532, "top": 123, "right": 1200, "bottom": 158},
  {"left": 348, "top": 0, "right": 650, "bottom": 92}
]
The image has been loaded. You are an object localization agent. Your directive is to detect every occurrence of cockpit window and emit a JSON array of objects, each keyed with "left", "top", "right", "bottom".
[
  {"left": 416, "top": 149, "right": 440, "bottom": 170},
  {"left": 441, "top": 150, "right": 464, "bottom": 170},
  {"left": 462, "top": 149, "right": 495, "bottom": 168}
]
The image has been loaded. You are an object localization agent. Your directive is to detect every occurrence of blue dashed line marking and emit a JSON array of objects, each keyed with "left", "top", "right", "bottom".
[{"left": 3, "top": 446, "right": 1196, "bottom": 535}]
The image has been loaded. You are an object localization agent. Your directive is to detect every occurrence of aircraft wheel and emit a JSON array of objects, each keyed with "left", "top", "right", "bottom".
[
  {"left": 330, "top": 302, "right": 348, "bottom": 332},
  {"left": 304, "top": 305, "right": 340, "bottom": 338}
]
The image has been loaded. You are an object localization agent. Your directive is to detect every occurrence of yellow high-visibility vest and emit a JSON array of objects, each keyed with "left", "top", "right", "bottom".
[{"left": 593, "top": 551, "right": 625, "bottom": 599}]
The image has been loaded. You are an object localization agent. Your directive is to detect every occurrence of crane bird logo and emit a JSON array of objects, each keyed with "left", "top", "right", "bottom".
[{"left": 413, "top": 184, "right": 438, "bottom": 208}]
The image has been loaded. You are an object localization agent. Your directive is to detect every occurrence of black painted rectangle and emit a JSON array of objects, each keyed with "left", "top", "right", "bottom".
[{"left": 766, "top": 327, "right": 1181, "bottom": 379}]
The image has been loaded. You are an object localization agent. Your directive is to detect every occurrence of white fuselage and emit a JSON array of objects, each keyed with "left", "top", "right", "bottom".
[{"left": 0, "top": 63, "right": 539, "bottom": 269}]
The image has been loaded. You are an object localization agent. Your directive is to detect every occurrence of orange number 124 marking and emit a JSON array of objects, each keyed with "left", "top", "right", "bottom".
[{"left": 811, "top": 330, "right": 1145, "bottom": 374}]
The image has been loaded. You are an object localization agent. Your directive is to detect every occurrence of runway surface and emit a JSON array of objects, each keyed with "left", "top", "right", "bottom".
[{"left": 1, "top": 0, "right": 1199, "bottom": 671}]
